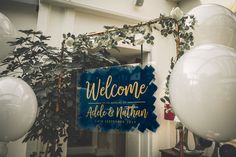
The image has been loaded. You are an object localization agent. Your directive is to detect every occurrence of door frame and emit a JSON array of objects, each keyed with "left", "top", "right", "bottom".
[{"left": 125, "top": 50, "right": 152, "bottom": 157}]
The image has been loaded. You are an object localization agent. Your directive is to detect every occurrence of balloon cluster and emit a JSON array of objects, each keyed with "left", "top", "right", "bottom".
[
  {"left": 0, "top": 13, "right": 37, "bottom": 145},
  {"left": 0, "top": 77, "right": 37, "bottom": 156},
  {"left": 169, "top": 4, "right": 236, "bottom": 142}
]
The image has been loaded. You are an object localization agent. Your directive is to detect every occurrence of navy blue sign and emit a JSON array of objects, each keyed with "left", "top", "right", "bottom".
[{"left": 77, "top": 65, "right": 159, "bottom": 132}]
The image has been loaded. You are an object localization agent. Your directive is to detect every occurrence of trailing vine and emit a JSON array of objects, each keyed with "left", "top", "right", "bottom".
[
  {"left": 0, "top": 7, "right": 195, "bottom": 157},
  {"left": 159, "top": 11, "right": 195, "bottom": 111}
]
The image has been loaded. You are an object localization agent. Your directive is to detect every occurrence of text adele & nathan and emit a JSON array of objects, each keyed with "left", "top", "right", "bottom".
[{"left": 86, "top": 104, "right": 148, "bottom": 119}]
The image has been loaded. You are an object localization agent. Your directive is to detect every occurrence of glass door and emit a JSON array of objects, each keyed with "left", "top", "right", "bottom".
[{"left": 67, "top": 47, "right": 150, "bottom": 157}]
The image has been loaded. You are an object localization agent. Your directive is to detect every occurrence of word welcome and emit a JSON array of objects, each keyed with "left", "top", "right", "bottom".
[{"left": 86, "top": 75, "right": 148, "bottom": 101}]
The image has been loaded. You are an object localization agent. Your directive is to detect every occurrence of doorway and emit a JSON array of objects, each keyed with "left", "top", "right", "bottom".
[{"left": 67, "top": 46, "right": 150, "bottom": 157}]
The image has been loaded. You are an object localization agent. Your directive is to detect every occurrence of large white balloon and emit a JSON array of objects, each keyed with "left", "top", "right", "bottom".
[
  {"left": 0, "top": 12, "right": 16, "bottom": 60},
  {"left": 169, "top": 44, "right": 236, "bottom": 142},
  {"left": 0, "top": 77, "right": 37, "bottom": 142},
  {"left": 188, "top": 4, "right": 236, "bottom": 50}
]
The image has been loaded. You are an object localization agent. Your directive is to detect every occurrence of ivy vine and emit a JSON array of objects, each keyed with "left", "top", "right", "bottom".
[{"left": 159, "top": 14, "right": 195, "bottom": 107}]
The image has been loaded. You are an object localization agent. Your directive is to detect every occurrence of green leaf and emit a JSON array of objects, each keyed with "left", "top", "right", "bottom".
[
  {"left": 19, "top": 29, "right": 34, "bottom": 35},
  {"left": 164, "top": 96, "right": 170, "bottom": 103},
  {"left": 160, "top": 98, "right": 166, "bottom": 103},
  {"left": 149, "top": 36, "right": 155, "bottom": 40}
]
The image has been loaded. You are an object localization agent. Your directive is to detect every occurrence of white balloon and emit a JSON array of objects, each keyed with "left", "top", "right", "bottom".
[
  {"left": 169, "top": 44, "right": 236, "bottom": 142},
  {"left": 0, "top": 77, "right": 37, "bottom": 142},
  {"left": 0, "top": 12, "right": 16, "bottom": 60},
  {"left": 188, "top": 4, "right": 236, "bottom": 50}
]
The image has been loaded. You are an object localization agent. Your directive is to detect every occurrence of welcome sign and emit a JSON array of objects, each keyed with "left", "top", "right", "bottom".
[{"left": 77, "top": 65, "right": 159, "bottom": 132}]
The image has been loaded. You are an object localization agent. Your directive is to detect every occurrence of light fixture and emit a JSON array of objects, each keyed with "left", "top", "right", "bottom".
[{"left": 135, "top": 0, "right": 144, "bottom": 6}]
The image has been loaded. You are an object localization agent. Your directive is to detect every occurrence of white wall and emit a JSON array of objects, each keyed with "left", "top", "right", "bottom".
[
  {"left": 72, "top": 0, "right": 175, "bottom": 20},
  {"left": 0, "top": 1, "right": 38, "bottom": 157},
  {"left": 6, "top": 137, "right": 27, "bottom": 157},
  {"left": 151, "top": 33, "right": 177, "bottom": 157}
]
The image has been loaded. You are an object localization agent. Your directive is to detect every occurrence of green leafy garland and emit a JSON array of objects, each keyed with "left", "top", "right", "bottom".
[
  {"left": 159, "top": 14, "right": 195, "bottom": 107},
  {"left": 0, "top": 10, "right": 195, "bottom": 157}
]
